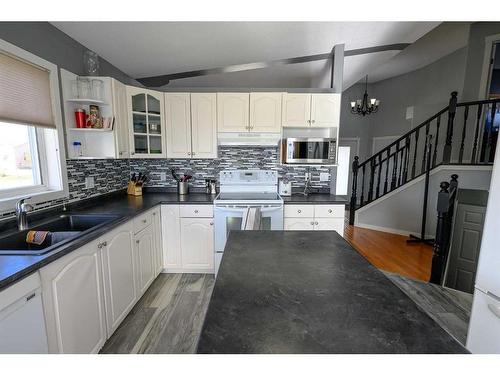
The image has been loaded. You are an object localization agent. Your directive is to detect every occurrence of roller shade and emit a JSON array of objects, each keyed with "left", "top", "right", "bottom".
[{"left": 0, "top": 50, "right": 55, "bottom": 129}]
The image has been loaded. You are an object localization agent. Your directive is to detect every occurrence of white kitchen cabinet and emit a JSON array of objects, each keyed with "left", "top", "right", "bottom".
[
  {"left": 284, "top": 218, "right": 315, "bottom": 231},
  {"left": 162, "top": 205, "right": 182, "bottom": 271},
  {"left": 282, "top": 93, "right": 311, "bottom": 127},
  {"left": 315, "top": 218, "right": 345, "bottom": 233},
  {"left": 134, "top": 224, "right": 156, "bottom": 296},
  {"left": 39, "top": 238, "right": 107, "bottom": 354},
  {"left": 191, "top": 93, "right": 218, "bottom": 158},
  {"left": 249, "top": 92, "right": 282, "bottom": 133},
  {"left": 165, "top": 93, "right": 192, "bottom": 158},
  {"left": 152, "top": 208, "right": 163, "bottom": 276},
  {"left": 112, "top": 79, "right": 130, "bottom": 158},
  {"left": 282, "top": 93, "right": 340, "bottom": 128},
  {"left": 100, "top": 221, "right": 136, "bottom": 337},
  {"left": 180, "top": 217, "right": 214, "bottom": 272},
  {"left": 127, "top": 86, "right": 166, "bottom": 158},
  {"left": 311, "top": 93, "right": 341, "bottom": 128},
  {"left": 217, "top": 93, "right": 249, "bottom": 132}
]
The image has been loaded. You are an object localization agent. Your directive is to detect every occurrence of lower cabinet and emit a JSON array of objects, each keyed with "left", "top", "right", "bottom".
[
  {"left": 134, "top": 224, "right": 156, "bottom": 296},
  {"left": 39, "top": 239, "right": 107, "bottom": 354},
  {"left": 180, "top": 217, "right": 214, "bottom": 271},
  {"left": 284, "top": 204, "right": 345, "bottom": 234},
  {"left": 100, "top": 221, "right": 136, "bottom": 337},
  {"left": 152, "top": 208, "right": 163, "bottom": 275},
  {"left": 284, "top": 218, "right": 315, "bottom": 230}
]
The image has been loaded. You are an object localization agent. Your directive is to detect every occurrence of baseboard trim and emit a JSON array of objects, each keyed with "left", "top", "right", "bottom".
[
  {"left": 354, "top": 222, "right": 434, "bottom": 239},
  {"left": 162, "top": 268, "right": 215, "bottom": 274}
]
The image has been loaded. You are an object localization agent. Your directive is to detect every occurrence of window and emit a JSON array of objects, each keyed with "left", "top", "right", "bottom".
[{"left": 0, "top": 39, "right": 67, "bottom": 213}]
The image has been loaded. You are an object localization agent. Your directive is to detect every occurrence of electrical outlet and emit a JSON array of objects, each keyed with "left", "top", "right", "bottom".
[
  {"left": 159, "top": 172, "right": 167, "bottom": 181},
  {"left": 85, "top": 176, "right": 95, "bottom": 189},
  {"left": 320, "top": 173, "right": 329, "bottom": 182}
]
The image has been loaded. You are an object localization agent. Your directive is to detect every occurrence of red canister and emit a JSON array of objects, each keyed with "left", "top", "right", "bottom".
[{"left": 75, "top": 109, "right": 86, "bottom": 128}]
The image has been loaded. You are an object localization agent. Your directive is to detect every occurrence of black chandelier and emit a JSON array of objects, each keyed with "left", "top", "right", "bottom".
[{"left": 350, "top": 75, "right": 380, "bottom": 116}]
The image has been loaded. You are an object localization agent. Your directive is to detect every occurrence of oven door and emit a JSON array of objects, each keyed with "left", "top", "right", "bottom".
[
  {"left": 214, "top": 204, "right": 284, "bottom": 253},
  {"left": 286, "top": 138, "right": 334, "bottom": 164}
]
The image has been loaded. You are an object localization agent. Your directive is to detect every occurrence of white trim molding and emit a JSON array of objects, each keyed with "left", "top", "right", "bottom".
[{"left": 478, "top": 33, "right": 500, "bottom": 100}]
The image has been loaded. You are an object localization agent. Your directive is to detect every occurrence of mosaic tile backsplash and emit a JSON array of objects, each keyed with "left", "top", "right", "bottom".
[{"left": 1, "top": 147, "right": 334, "bottom": 219}]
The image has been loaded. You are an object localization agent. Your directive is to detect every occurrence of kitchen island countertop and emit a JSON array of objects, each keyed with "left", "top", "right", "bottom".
[{"left": 197, "top": 230, "right": 467, "bottom": 354}]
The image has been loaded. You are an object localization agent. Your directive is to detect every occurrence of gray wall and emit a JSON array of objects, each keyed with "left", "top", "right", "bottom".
[{"left": 0, "top": 22, "right": 137, "bottom": 84}]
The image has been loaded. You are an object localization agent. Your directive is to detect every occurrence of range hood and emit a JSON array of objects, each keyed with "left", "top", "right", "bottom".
[{"left": 218, "top": 132, "right": 281, "bottom": 147}]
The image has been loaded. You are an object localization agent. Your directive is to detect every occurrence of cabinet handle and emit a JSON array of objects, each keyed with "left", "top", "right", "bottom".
[
  {"left": 136, "top": 240, "right": 140, "bottom": 244},
  {"left": 102, "top": 241, "right": 107, "bottom": 246},
  {"left": 310, "top": 221, "right": 315, "bottom": 225},
  {"left": 187, "top": 152, "right": 192, "bottom": 156},
  {"left": 210, "top": 222, "right": 214, "bottom": 226},
  {"left": 142, "top": 219, "right": 147, "bottom": 223},
  {"left": 153, "top": 212, "right": 156, "bottom": 216},
  {"left": 97, "top": 243, "right": 103, "bottom": 249},
  {"left": 315, "top": 221, "right": 319, "bottom": 225},
  {"left": 297, "top": 209, "right": 302, "bottom": 213},
  {"left": 307, "top": 120, "right": 311, "bottom": 124},
  {"left": 312, "top": 120, "right": 315, "bottom": 124},
  {"left": 328, "top": 209, "right": 332, "bottom": 213},
  {"left": 131, "top": 152, "right": 135, "bottom": 155},
  {"left": 192, "top": 152, "right": 196, "bottom": 156},
  {"left": 194, "top": 209, "right": 199, "bottom": 213}
]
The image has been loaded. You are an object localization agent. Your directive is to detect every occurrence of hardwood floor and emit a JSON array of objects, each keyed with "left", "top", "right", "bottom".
[
  {"left": 100, "top": 273, "right": 214, "bottom": 354},
  {"left": 344, "top": 220, "right": 433, "bottom": 282}
]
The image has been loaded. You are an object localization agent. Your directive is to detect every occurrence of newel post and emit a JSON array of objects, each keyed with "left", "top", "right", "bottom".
[
  {"left": 349, "top": 156, "right": 359, "bottom": 225},
  {"left": 429, "top": 181, "right": 450, "bottom": 284},
  {"left": 442, "top": 91, "right": 458, "bottom": 163}
]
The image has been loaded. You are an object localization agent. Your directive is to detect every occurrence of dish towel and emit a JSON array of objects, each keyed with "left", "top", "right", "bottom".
[{"left": 26, "top": 230, "right": 50, "bottom": 245}]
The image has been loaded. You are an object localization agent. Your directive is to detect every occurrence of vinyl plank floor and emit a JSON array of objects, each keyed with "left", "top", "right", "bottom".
[
  {"left": 384, "top": 271, "right": 472, "bottom": 346},
  {"left": 100, "top": 273, "right": 215, "bottom": 354}
]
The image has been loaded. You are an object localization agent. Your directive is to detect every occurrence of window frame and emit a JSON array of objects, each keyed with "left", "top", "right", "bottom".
[{"left": 0, "top": 38, "right": 68, "bottom": 214}]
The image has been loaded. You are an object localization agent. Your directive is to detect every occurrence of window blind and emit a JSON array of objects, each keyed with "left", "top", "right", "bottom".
[{"left": 0, "top": 50, "right": 55, "bottom": 129}]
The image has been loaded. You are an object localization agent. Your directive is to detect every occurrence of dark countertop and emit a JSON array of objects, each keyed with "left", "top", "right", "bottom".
[
  {"left": 283, "top": 193, "right": 348, "bottom": 204},
  {"left": 197, "top": 231, "right": 467, "bottom": 354},
  {"left": 0, "top": 191, "right": 215, "bottom": 291}
]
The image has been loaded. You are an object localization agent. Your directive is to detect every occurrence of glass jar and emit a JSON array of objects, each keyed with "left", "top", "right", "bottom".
[
  {"left": 77, "top": 77, "right": 91, "bottom": 99},
  {"left": 91, "top": 79, "right": 104, "bottom": 101}
]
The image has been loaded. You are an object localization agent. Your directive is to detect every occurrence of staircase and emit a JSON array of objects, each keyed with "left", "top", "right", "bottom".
[{"left": 349, "top": 92, "right": 500, "bottom": 226}]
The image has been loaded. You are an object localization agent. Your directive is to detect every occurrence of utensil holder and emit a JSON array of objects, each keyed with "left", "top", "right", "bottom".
[
  {"left": 127, "top": 181, "right": 143, "bottom": 196},
  {"left": 177, "top": 181, "right": 189, "bottom": 195}
]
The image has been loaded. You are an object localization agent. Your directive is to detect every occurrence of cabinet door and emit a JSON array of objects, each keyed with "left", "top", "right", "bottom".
[
  {"left": 112, "top": 79, "right": 130, "bottom": 158},
  {"left": 134, "top": 225, "right": 156, "bottom": 296},
  {"left": 166, "top": 93, "right": 192, "bottom": 158},
  {"left": 39, "top": 239, "right": 106, "bottom": 353},
  {"left": 310, "top": 93, "right": 341, "bottom": 128},
  {"left": 180, "top": 218, "right": 214, "bottom": 272},
  {"left": 162, "top": 205, "right": 182, "bottom": 270},
  {"left": 217, "top": 93, "right": 249, "bottom": 132},
  {"left": 127, "top": 86, "right": 166, "bottom": 158},
  {"left": 314, "top": 218, "right": 345, "bottom": 235},
  {"left": 282, "top": 93, "right": 311, "bottom": 127},
  {"left": 152, "top": 208, "right": 163, "bottom": 276},
  {"left": 100, "top": 221, "right": 136, "bottom": 337},
  {"left": 249, "top": 92, "right": 282, "bottom": 133},
  {"left": 191, "top": 93, "right": 218, "bottom": 158},
  {"left": 284, "top": 218, "right": 315, "bottom": 231}
]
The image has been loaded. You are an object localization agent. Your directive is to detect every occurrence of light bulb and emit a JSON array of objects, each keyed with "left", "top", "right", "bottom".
[
  {"left": 370, "top": 98, "right": 376, "bottom": 105},
  {"left": 350, "top": 101, "right": 356, "bottom": 108}
]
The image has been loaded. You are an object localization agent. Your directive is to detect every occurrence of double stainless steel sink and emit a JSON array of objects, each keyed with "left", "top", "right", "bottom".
[{"left": 0, "top": 214, "right": 120, "bottom": 255}]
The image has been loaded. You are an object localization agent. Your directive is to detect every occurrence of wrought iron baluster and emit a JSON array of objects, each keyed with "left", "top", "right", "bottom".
[
  {"left": 484, "top": 102, "right": 497, "bottom": 162},
  {"left": 421, "top": 121, "right": 430, "bottom": 174},
  {"left": 471, "top": 104, "right": 483, "bottom": 163},
  {"left": 368, "top": 158, "right": 375, "bottom": 202},
  {"left": 402, "top": 136, "right": 410, "bottom": 183},
  {"left": 360, "top": 164, "right": 366, "bottom": 205},
  {"left": 384, "top": 148, "right": 390, "bottom": 194},
  {"left": 397, "top": 146, "right": 404, "bottom": 186},
  {"left": 376, "top": 153, "right": 382, "bottom": 198},
  {"left": 391, "top": 143, "right": 399, "bottom": 190},
  {"left": 432, "top": 115, "right": 441, "bottom": 167},
  {"left": 411, "top": 128, "right": 419, "bottom": 179},
  {"left": 349, "top": 156, "right": 359, "bottom": 225},
  {"left": 458, "top": 106, "right": 469, "bottom": 163},
  {"left": 443, "top": 91, "right": 458, "bottom": 163}
]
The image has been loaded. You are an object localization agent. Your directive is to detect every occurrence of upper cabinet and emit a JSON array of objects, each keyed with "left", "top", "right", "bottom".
[
  {"left": 282, "top": 93, "right": 340, "bottom": 128},
  {"left": 165, "top": 93, "right": 217, "bottom": 159},
  {"left": 217, "top": 93, "right": 249, "bottom": 132},
  {"left": 249, "top": 93, "right": 282, "bottom": 133},
  {"left": 127, "top": 86, "right": 166, "bottom": 158},
  {"left": 111, "top": 79, "right": 130, "bottom": 158}
]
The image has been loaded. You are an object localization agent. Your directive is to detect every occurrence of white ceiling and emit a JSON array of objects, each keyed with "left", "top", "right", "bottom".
[{"left": 52, "top": 21, "right": 441, "bottom": 89}]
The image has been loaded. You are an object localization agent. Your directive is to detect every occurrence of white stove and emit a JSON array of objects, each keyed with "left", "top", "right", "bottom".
[{"left": 213, "top": 170, "right": 284, "bottom": 274}]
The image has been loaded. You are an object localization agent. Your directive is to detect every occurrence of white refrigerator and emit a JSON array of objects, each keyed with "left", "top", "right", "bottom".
[{"left": 466, "top": 138, "right": 500, "bottom": 353}]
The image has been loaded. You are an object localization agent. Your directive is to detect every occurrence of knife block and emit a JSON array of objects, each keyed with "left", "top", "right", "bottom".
[{"left": 127, "top": 181, "right": 143, "bottom": 196}]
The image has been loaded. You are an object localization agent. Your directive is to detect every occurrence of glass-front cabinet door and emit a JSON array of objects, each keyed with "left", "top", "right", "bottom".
[{"left": 126, "top": 86, "right": 165, "bottom": 158}]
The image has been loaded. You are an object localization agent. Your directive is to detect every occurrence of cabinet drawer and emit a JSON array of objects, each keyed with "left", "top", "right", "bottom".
[
  {"left": 314, "top": 204, "right": 345, "bottom": 218},
  {"left": 133, "top": 211, "right": 153, "bottom": 234},
  {"left": 284, "top": 205, "right": 314, "bottom": 218},
  {"left": 180, "top": 205, "right": 213, "bottom": 218}
]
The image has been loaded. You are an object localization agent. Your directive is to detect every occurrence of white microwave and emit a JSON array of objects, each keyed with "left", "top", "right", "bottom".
[{"left": 282, "top": 138, "right": 336, "bottom": 164}]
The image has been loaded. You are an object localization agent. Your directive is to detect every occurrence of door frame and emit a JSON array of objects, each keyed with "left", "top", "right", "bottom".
[
  {"left": 338, "top": 137, "right": 360, "bottom": 197},
  {"left": 478, "top": 33, "right": 500, "bottom": 100}
]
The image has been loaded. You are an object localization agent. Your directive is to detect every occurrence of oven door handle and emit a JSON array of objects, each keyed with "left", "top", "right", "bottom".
[{"left": 214, "top": 206, "right": 282, "bottom": 213}]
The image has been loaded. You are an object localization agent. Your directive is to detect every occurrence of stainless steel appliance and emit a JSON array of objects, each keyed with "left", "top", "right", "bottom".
[
  {"left": 283, "top": 137, "right": 336, "bottom": 164},
  {"left": 214, "top": 170, "right": 284, "bottom": 275}
]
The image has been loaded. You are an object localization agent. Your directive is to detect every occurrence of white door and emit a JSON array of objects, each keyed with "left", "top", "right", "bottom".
[
  {"left": 127, "top": 86, "right": 166, "bottom": 158},
  {"left": 112, "top": 79, "right": 130, "bottom": 158},
  {"left": 284, "top": 218, "right": 315, "bottom": 231},
  {"left": 165, "top": 93, "right": 192, "bottom": 158},
  {"left": 39, "top": 239, "right": 106, "bottom": 353},
  {"left": 191, "top": 93, "right": 218, "bottom": 158},
  {"left": 315, "top": 218, "right": 345, "bottom": 235},
  {"left": 162, "top": 205, "right": 182, "bottom": 270},
  {"left": 152, "top": 208, "right": 163, "bottom": 276},
  {"left": 282, "top": 93, "right": 311, "bottom": 128},
  {"left": 180, "top": 218, "right": 214, "bottom": 272},
  {"left": 100, "top": 221, "right": 136, "bottom": 337},
  {"left": 310, "top": 93, "right": 341, "bottom": 128},
  {"left": 249, "top": 92, "right": 282, "bottom": 133},
  {"left": 217, "top": 93, "right": 249, "bottom": 132},
  {"left": 134, "top": 225, "right": 156, "bottom": 295}
]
